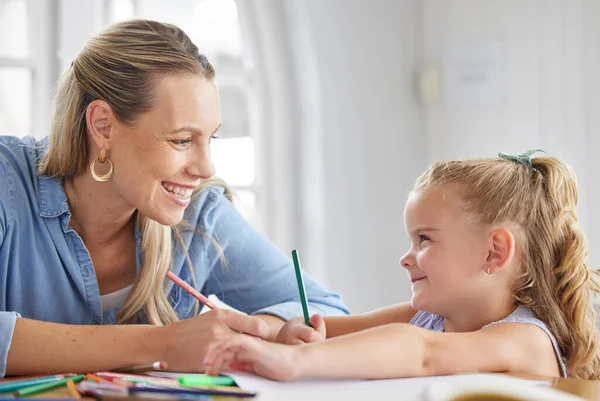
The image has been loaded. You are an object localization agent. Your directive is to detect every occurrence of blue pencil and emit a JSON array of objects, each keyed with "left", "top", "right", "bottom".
[
  {"left": 16, "top": 374, "right": 85, "bottom": 397},
  {"left": 0, "top": 374, "right": 74, "bottom": 393},
  {"left": 0, "top": 399, "right": 75, "bottom": 401}
]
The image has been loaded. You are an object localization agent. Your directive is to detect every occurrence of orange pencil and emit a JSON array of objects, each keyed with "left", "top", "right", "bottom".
[
  {"left": 85, "top": 373, "right": 111, "bottom": 383},
  {"left": 111, "top": 378, "right": 134, "bottom": 388},
  {"left": 66, "top": 379, "right": 81, "bottom": 401},
  {"left": 166, "top": 271, "right": 217, "bottom": 310}
]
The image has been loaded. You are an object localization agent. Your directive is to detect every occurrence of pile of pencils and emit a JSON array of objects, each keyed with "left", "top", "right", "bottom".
[{"left": 0, "top": 362, "right": 256, "bottom": 400}]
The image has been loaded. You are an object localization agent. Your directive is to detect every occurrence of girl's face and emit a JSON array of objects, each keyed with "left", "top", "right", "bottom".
[{"left": 400, "top": 186, "right": 493, "bottom": 316}]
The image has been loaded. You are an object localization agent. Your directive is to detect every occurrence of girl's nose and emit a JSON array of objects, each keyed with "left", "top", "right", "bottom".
[{"left": 399, "top": 252, "right": 412, "bottom": 270}]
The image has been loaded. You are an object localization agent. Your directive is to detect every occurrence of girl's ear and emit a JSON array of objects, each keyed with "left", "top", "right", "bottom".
[{"left": 486, "top": 228, "right": 515, "bottom": 275}]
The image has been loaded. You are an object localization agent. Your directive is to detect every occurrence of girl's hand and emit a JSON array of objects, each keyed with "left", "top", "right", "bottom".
[
  {"left": 275, "top": 314, "right": 326, "bottom": 345},
  {"left": 203, "top": 335, "right": 302, "bottom": 381}
]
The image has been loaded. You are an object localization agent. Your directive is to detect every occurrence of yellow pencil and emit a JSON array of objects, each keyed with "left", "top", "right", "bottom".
[{"left": 66, "top": 379, "right": 81, "bottom": 401}]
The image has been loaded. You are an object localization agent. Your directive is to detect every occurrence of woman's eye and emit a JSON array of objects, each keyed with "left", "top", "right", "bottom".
[
  {"left": 171, "top": 138, "right": 192, "bottom": 147},
  {"left": 209, "top": 134, "right": 220, "bottom": 143}
]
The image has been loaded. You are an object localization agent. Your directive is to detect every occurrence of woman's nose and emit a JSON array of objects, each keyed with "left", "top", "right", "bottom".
[{"left": 187, "top": 149, "right": 215, "bottom": 179}]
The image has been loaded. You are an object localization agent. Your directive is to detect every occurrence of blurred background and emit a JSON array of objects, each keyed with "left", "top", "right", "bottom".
[{"left": 1, "top": 0, "right": 599, "bottom": 313}]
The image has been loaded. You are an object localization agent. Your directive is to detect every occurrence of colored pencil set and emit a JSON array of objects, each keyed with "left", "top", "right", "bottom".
[{"left": 0, "top": 362, "right": 254, "bottom": 399}]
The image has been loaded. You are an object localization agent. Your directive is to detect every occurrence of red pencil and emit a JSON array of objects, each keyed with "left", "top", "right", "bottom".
[{"left": 166, "top": 271, "right": 217, "bottom": 310}]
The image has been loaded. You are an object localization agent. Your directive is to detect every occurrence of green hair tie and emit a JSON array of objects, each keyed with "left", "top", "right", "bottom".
[{"left": 498, "top": 149, "right": 546, "bottom": 168}]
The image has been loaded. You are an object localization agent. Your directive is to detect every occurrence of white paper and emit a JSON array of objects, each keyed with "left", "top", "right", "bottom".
[
  {"left": 145, "top": 371, "right": 205, "bottom": 380},
  {"left": 443, "top": 41, "right": 505, "bottom": 107},
  {"left": 199, "top": 294, "right": 245, "bottom": 314},
  {"left": 227, "top": 372, "right": 573, "bottom": 401},
  {"left": 146, "top": 371, "right": 579, "bottom": 401}
]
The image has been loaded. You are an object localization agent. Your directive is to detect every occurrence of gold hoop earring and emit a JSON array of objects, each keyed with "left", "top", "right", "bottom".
[{"left": 90, "top": 147, "right": 113, "bottom": 182}]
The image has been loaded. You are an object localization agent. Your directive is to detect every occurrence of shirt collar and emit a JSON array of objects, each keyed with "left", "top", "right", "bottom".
[
  {"left": 35, "top": 139, "right": 70, "bottom": 218},
  {"left": 38, "top": 174, "right": 70, "bottom": 218}
]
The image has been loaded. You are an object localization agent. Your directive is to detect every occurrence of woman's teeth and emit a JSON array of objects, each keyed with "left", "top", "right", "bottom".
[{"left": 162, "top": 182, "right": 193, "bottom": 198}]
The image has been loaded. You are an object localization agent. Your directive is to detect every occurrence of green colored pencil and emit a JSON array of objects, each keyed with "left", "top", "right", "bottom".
[
  {"left": 16, "top": 373, "right": 85, "bottom": 397},
  {"left": 178, "top": 374, "right": 235, "bottom": 387},
  {"left": 292, "top": 249, "right": 312, "bottom": 327}
]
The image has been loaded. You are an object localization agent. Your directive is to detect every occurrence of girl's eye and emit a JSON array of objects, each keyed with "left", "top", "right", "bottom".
[
  {"left": 171, "top": 138, "right": 192, "bottom": 147},
  {"left": 209, "top": 134, "right": 220, "bottom": 143},
  {"left": 419, "top": 234, "right": 430, "bottom": 243}
]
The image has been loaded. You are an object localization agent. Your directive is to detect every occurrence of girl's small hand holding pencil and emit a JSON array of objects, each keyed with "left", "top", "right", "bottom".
[
  {"left": 274, "top": 249, "right": 326, "bottom": 345},
  {"left": 202, "top": 249, "right": 321, "bottom": 380},
  {"left": 275, "top": 314, "right": 326, "bottom": 345}
]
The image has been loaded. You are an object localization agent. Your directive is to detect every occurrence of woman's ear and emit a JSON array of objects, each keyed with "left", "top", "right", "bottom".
[
  {"left": 85, "top": 100, "right": 114, "bottom": 149},
  {"left": 486, "top": 228, "right": 515, "bottom": 275}
]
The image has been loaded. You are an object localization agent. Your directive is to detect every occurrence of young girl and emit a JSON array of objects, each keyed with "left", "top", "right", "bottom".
[{"left": 204, "top": 151, "right": 600, "bottom": 380}]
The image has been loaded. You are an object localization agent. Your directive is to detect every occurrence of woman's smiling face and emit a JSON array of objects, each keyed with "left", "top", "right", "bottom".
[{"left": 106, "top": 75, "right": 221, "bottom": 226}]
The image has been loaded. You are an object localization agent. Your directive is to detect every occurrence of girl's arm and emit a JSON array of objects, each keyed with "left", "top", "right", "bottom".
[
  {"left": 301, "top": 322, "right": 560, "bottom": 379},
  {"left": 323, "top": 302, "right": 417, "bottom": 338},
  {"left": 275, "top": 302, "right": 417, "bottom": 344},
  {"left": 205, "top": 321, "right": 560, "bottom": 380}
]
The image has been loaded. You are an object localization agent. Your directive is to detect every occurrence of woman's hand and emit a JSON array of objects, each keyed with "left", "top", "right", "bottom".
[
  {"left": 154, "top": 308, "right": 271, "bottom": 372},
  {"left": 275, "top": 314, "right": 326, "bottom": 345},
  {"left": 204, "top": 335, "right": 302, "bottom": 381}
]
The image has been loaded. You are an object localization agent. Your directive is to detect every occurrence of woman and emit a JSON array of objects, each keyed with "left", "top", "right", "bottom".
[{"left": 0, "top": 19, "right": 348, "bottom": 377}]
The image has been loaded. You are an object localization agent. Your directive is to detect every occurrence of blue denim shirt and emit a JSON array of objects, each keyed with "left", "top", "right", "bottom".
[{"left": 0, "top": 136, "right": 350, "bottom": 377}]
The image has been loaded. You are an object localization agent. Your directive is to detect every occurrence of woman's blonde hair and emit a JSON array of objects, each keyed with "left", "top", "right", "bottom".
[
  {"left": 414, "top": 155, "right": 600, "bottom": 379},
  {"left": 38, "top": 19, "right": 229, "bottom": 325}
]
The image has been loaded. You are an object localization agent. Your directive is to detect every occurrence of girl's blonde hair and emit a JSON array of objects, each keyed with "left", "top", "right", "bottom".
[
  {"left": 414, "top": 155, "right": 600, "bottom": 379},
  {"left": 38, "top": 19, "right": 228, "bottom": 325}
]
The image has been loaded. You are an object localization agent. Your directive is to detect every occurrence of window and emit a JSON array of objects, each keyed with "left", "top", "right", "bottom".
[
  {"left": 0, "top": 0, "right": 55, "bottom": 139},
  {"left": 0, "top": 0, "right": 31, "bottom": 136}
]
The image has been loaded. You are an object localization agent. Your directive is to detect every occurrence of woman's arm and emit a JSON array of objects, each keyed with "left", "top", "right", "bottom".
[
  {"left": 204, "top": 321, "right": 560, "bottom": 380},
  {"left": 6, "top": 317, "right": 158, "bottom": 376},
  {"left": 324, "top": 302, "right": 417, "bottom": 338},
  {"left": 5, "top": 309, "right": 271, "bottom": 377}
]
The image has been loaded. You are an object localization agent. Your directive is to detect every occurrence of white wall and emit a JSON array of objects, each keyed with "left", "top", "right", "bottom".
[
  {"left": 238, "top": 0, "right": 426, "bottom": 313},
  {"left": 300, "top": 0, "right": 426, "bottom": 312},
  {"left": 422, "top": 0, "right": 600, "bottom": 269},
  {"left": 584, "top": 0, "right": 600, "bottom": 276}
]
